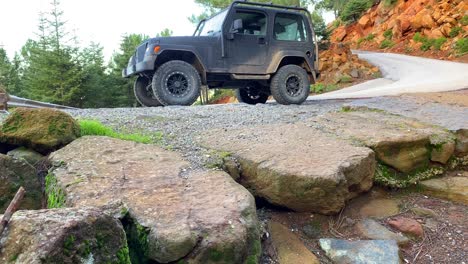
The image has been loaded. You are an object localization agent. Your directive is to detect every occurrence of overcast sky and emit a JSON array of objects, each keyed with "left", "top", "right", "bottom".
[
  {"left": 0, "top": 0, "right": 204, "bottom": 60},
  {"left": 0, "top": 0, "right": 333, "bottom": 61}
]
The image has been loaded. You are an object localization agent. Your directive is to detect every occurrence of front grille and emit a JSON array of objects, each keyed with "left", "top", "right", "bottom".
[{"left": 136, "top": 43, "right": 147, "bottom": 63}]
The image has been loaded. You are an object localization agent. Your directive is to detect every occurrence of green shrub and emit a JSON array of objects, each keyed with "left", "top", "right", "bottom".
[
  {"left": 380, "top": 39, "right": 395, "bottom": 49},
  {"left": 341, "top": 0, "right": 373, "bottom": 23},
  {"left": 449, "top": 27, "right": 462, "bottom": 38},
  {"left": 420, "top": 39, "right": 433, "bottom": 51},
  {"left": 364, "top": 33, "right": 375, "bottom": 41},
  {"left": 461, "top": 15, "right": 468, "bottom": 26},
  {"left": 78, "top": 120, "right": 154, "bottom": 144},
  {"left": 433, "top": 37, "right": 447, "bottom": 50},
  {"left": 310, "top": 83, "right": 338, "bottom": 94},
  {"left": 413, "top": 32, "right": 424, "bottom": 42},
  {"left": 454, "top": 38, "right": 468, "bottom": 56},
  {"left": 384, "top": 0, "right": 398, "bottom": 6},
  {"left": 383, "top": 29, "right": 393, "bottom": 40}
]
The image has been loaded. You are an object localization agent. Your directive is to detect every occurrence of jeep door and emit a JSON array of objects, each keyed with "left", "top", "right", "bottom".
[{"left": 224, "top": 8, "right": 269, "bottom": 74}]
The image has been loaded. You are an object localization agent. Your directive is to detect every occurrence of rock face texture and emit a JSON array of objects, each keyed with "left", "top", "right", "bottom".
[
  {"left": 330, "top": 0, "right": 468, "bottom": 61},
  {"left": 7, "top": 147, "right": 44, "bottom": 167},
  {"left": 201, "top": 123, "right": 375, "bottom": 214},
  {"left": 420, "top": 176, "right": 468, "bottom": 204},
  {"left": 0, "top": 154, "right": 42, "bottom": 213},
  {"left": 48, "top": 136, "right": 260, "bottom": 264},
  {"left": 269, "top": 222, "right": 319, "bottom": 264},
  {"left": 0, "top": 207, "right": 130, "bottom": 264},
  {"left": 0, "top": 108, "right": 80, "bottom": 154},
  {"left": 356, "top": 219, "right": 409, "bottom": 246},
  {"left": 316, "top": 109, "right": 456, "bottom": 172},
  {"left": 319, "top": 239, "right": 400, "bottom": 264}
]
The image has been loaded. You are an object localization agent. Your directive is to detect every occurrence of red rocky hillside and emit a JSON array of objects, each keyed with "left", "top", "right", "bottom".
[{"left": 331, "top": 0, "right": 468, "bottom": 62}]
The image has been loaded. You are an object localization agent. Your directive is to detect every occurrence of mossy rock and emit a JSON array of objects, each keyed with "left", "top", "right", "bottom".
[
  {"left": 0, "top": 108, "right": 80, "bottom": 154},
  {"left": 0, "top": 154, "right": 42, "bottom": 213}
]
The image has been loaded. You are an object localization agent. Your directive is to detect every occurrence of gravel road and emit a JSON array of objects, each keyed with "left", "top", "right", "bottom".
[
  {"left": 62, "top": 100, "right": 346, "bottom": 170},
  {"left": 309, "top": 51, "right": 468, "bottom": 100}
]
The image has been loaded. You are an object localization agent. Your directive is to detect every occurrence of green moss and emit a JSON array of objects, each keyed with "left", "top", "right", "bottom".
[
  {"left": 375, "top": 163, "right": 445, "bottom": 188},
  {"left": 9, "top": 254, "right": 19, "bottom": 262},
  {"left": 116, "top": 246, "right": 131, "bottom": 264},
  {"left": 78, "top": 120, "right": 154, "bottom": 144},
  {"left": 310, "top": 83, "right": 338, "bottom": 94},
  {"left": 45, "top": 173, "right": 66, "bottom": 208},
  {"left": 205, "top": 150, "right": 233, "bottom": 169},
  {"left": 245, "top": 238, "right": 261, "bottom": 264}
]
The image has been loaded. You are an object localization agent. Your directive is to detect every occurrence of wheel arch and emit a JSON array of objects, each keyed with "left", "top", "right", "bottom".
[
  {"left": 268, "top": 53, "right": 317, "bottom": 84},
  {"left": 154, "top": 49, "right": 207, "bottom": 84}
]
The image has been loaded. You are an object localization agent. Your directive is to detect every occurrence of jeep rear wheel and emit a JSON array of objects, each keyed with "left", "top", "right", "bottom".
[
  {"left": 152, "top": 60, "right": 201, "bottom": 106},
  {"left": 236, "top": 85, "right": 269, "bottom": 105},
  {"left": 134, "top": 76, "right": 163, "bottom": 107},
  {"left": 271, "top": 65, "right": 310, "bottom": 105}
]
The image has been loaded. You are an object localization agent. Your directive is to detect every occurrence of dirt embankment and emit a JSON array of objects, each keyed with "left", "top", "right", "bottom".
[{"left": 331, "top": 0, "right": 468, "bottom": 62}]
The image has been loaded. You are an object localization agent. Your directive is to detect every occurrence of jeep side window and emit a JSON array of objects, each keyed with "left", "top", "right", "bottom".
[
  {"left": 232, "top": 11, "right": 267, "bottom": 36},
  {"left": 274, "top": 13, "right": 307, "bottom": 41}
]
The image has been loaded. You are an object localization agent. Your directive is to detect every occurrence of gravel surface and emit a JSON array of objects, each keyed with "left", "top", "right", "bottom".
[{"left": 64, "top": 100, "right": 347, "bottom": 171}]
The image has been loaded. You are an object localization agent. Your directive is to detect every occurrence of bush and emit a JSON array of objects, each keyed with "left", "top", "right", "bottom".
[
  {"left": 420, "top": 40, "right": 433, "bottom": 51},
  {"left": 380, "top": 39, "right": 395, "bottom": 49},
  {"left": 384, "top": 0, "right": 398, "bottom": 6},
  {"left": 341, "top": 0, "right": 373, "bottom": 23},
  {"left": 433, "top": 37, "right": 447, "bottom": 51},
  {"left": 455, "top": 38, "right": 468, "bottom": 56},
  {"left": 462, "top": 15, "right": 468, "bottom": 26},
  {"left": 413, "top": 32, "right": 424, "bottom": 42},
  {"left": 449, "top": 27, "right": 462, "bottom": 38},
  {"left": 383, "top": 29, "right": 393, "bottom": 40},
  {"left": 364, "top": 33, "right": 375, "bottom": 41}
]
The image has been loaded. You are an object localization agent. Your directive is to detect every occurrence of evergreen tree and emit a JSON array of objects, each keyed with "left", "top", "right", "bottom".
[
  {"left": 108, "top": 33, "right": 149, "bottom": 107},
  {"left": 0, "top": 48, "right": 10, "bottom": 89},
  {"left": 21, "top": 1, "right": 84, "bottom": 107}
]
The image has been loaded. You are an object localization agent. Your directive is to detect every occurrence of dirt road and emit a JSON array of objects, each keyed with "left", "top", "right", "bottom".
[{"left": 309, "top": 51, "right": 468, "bottom": 100}]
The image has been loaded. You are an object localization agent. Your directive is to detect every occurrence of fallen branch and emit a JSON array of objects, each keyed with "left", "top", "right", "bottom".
[{"left": 0, "top": 187, "right": 25, "bottom": 237}]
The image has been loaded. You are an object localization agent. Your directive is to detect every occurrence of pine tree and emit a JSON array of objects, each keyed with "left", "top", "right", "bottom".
[
  {"left": 108, "top": 34, "right": 149, "bottom": 107},
  {"left": 21, "top": 1, "right": 84, "bottom": 107}
]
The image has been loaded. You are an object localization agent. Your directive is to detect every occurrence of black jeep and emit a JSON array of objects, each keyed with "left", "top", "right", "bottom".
[{"left": 123, "top": 1, "right": 319, "bottom": 106}]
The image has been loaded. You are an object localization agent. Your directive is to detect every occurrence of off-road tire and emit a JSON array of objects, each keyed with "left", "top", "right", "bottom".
[
  {"left": 236, "top": 86, "right": 269, "bottom": 105},
  {"left": 152, "top": 60, "right": 201, "bottom": 106},
  {"left": 134, "top": 76, "right": 163, "bottom": 107},
  {"left": 270, "top": 65, "right": 310, "bottom": 105}
]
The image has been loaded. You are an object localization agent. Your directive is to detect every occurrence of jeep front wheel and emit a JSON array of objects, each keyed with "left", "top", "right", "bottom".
[
  {"left": 236, "top": 85, "right": 269, "bottom": 105},
  {"left": 270, "top": 65, "right": 310, "bottom": 105},
  {"left": 152, "top": 60, "right": 201, "bottom": 106},
  {"left": 134, "top": 76, "right": 163, "bottom": 107}
]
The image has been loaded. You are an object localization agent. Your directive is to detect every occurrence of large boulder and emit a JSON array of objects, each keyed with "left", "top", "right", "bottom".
[
  {"left": 0, "top": 207, "right": 130, "bottom": 264},
  {"left": 48, "top": 136, "right": 260, "bottom": 264},
  {"left": 319, "top": 239, "right": 400, "bottom": 264},
  {"left": 315, "top": 109, "right": 457, "bottom": 172},
  {"left": 0, "top": 108, "right": 80, "bottom": 154},
  {"left": 0, "top": 154, "right": 42, "bottom": 213},
  {"left": 200, "top": 123, "right": 375, "bottom": 214}
]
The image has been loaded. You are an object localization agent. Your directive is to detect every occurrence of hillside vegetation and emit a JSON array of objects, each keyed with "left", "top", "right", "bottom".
[{"left": 330, "top": 0, "right": 468, "bottom": 61}]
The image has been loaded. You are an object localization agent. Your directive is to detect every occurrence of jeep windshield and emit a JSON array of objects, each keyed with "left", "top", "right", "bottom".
[{"left": 194, "top": 10, "right": 228, "bottom": 37}]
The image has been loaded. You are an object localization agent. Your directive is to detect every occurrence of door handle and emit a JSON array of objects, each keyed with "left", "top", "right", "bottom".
[{"left": 258, "top": 37, "right": 266, "bottom": 45}]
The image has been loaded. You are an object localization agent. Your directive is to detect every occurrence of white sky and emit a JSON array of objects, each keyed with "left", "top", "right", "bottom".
[
  {"left": 0, "top": 0, "right": 333, "bottom": 61},
  {"left": 0, "top": 0, "right": 204, "bottom": 60}
]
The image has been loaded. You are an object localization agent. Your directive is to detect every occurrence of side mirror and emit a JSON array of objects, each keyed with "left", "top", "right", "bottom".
[{"left": 232, "top": 19, "right": 243, "bottom": 32}]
